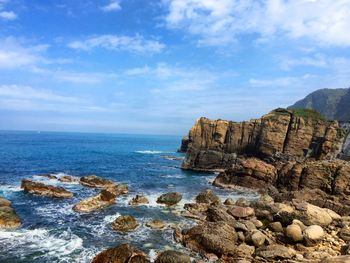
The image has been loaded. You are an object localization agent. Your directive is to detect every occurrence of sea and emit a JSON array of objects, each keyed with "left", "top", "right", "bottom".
[{"left": 0, "top": 131, "right": 258, "bottom": 262}]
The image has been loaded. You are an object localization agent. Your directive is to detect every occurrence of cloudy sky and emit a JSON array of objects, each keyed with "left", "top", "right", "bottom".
[{"left": 0, "top": 0, "right": 350, "bottom": 134}]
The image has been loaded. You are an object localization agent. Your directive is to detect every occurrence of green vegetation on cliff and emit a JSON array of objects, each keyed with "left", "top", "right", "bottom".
[
  {"left": 272, "top": 108, "right": 326, "bottom": 121},
  {"left": 289, "top": 88, "right": 350, "bottom": 121}
]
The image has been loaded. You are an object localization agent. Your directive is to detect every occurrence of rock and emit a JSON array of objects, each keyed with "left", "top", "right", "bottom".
[
  {"left": 106, "top": 184, "right": 129, "bottom": 196},
  {"left": 146, "top": 219, "right": 166, "bottom": 230},
  {"left": 295, "top": 202, "right": 333, "bottom": 226},
  {"left": 91, "top": 243, "right": 150, "bottom": 263},
  {"left": 58, "top": 175, "right": 78, "bottom": 183},
  {"left": 236, "top": 244, "right": 255, "bottom": 258},
  {"left": 157, "top": 192, "right": 182, "bottom": 206},
  {"left": 224, "top": 198, "right": 235, "bottom": 205},
  {"left": 0, "top": 197, "right": 21, "bottom": 229},
  {"left": 247, "top": 230, "right": 266, "bottom": 247},
  {"left": 21, "top": 179, "right": 73, "bottom": 198},
  {"left": 73, "top": 189, "right": 116, "bottom": 213},
  {"left": 321, "top": 255, "right": 350, "bottom": 263},
  {"left": 227, "top": 206, "right": 255, "bottom": 218},
  {"left": 255, "top": 244, "right": 296, "bottom": 259},
  {"left": 292, "top": 219, "right": 306, "bottom": 231},
  {"left": 80, "top": 175, "right": 115, "bottom": 188},
  {"left": 235, "top": 198, "right": 251, "bottom": 207},
  {"left": 303, "top": 225, "right": 324, "bottom": 246},
  {"left": 162, "top": 156, "right": 184, "bottom": 161},
  {"left": 111, "top": 215, "right": 138, "bottom": 232},
  {"left": 285, "top": 224, "right": 303, "bottom": 242},
  {"left": 206, "top": 205, "right": 236, "bottom": 224},
  {"left": 195, "top": 189, "right": 221, "bottom": 205},
  {"left": 155, "top": 250, "right": 191, "bottom": 263},
  {"left": 269, "top": 222, "right": 283, "bottom": 233},
  {"left": 339, "top": 226, "right": 350, "bottom": 241},
  {"left": 129, "top": 195, "right": 149, "bottom": 205},
  {"left": 181, "top": 221, "right": 238, "bottom": 257}
]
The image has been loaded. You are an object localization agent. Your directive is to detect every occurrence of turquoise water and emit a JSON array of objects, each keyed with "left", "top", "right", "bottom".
[{"left": 0, "top": 131, "right": 257, "bottom": 262}]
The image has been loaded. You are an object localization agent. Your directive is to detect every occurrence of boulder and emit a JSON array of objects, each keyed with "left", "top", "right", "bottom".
[
  {"left": 58, "top": 175, "right": 78, "bottom": 183},
  {"left": 303, "top": 225, "right": 324, "bottom": 246},
  {"left": 195, "top": 189, "right": 221, "bottom": 205},
  {"left": 0, "top": 197, "right": 21, "bottom": 229},
  {"left": 247, "top": 230, "right": 266, "bottom": 247},
  {"left": 227, "top": 206, "right": 255, "bottom": 218},
  {"left": 129, "top": 195, "right": 149, "bottom": 205},
  {"left": 157, "top": 192, "right": 182, "bottom": 206},
  {"left": 111, "top": 215, "right": 138, "bottom": 232},
  {"left": 146, "top": 219, "right": 166, "bottom": 230},
  {"left": 91, "top": 243, "right": 150, "bottom": 263},
  {"left": 236, "top": 244, "right": 255, "bottom": 258},
  {"left": 181, "top": 221, "right": 238, "bottom": 257},
  {"left": 285, "top": 224, "right": 303, "bottom": 242},
  {"left": 80, "top": 175, "right": 115, "bottom": 188},
  {"left": 21, "top": 179, "right": 73, "bottom": 198},
  {"left": 106, "top": 184, "right": 129, "bottom": 196},
  {"left": 224, "top": 198, "right": 235, "bottom": 206},
  {"left": 255, "top": 244, "right": 296, "bottom": 260},
  {"left": 73, "top": 189, "right": 116, "bottom": 213},
  {"left": 269, "top": 222, "right": 283, "bottom": 233},
  {"left": 295, "top": 202, "right": 333, "bottom": 226},
  {"left": 206, "top": 205, "right": 236, "bottom": 224},
  {"left": 155, "top": 250, "right": 191, "bottom": 263}
]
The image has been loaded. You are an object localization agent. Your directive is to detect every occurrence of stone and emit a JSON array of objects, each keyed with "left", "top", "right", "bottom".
[
  {"left": 80, "top": 175, "right": 115, "bottom": 188},
  {"left": 303, "top": 225, "right": 324, "bottom": 246},
  {"left": 236, "top": 244, "right": 255, "bottom": 257},
  {"left": 106, "top": 184, "right": 129, "bottom": 196},
  {"left": 129, "top": 195, "right": 149, "bottom": 205},
  {"left": 181, "top": 221, "right": 238, "bottom": 257},
  {"left": 155, "top": 250, "right": 191, "bottom": 263},
  {"left": 247, "top": 230, "right": 266, "bottom": 247},
  {"left": 195, "top": 189, "right": 221, "bottom": 205},
  {"left": 73, "top": 189, "right": 116, "bottom": 213},
  {"left": 295, "top": 202, "right": 333, "bottom": 227},
  {"left": 227, "top": 206, "right": 255, "bottom": 218},
  {"left": 111, "top": 215, "right": 138, "bottom": 232},
  {"left": 269, "top": 222, "right": 283, "bottom": 233},
  {"left": 0, "top": 197, "right": 21, "bottom": 229},
  {"left": 321, "top": 255, "right": 350, "bottom": 263},
  {"left": 224, "top": 198, "right": 235, "bottom": 205},
  {"left": 292, "top": 219, "right": 306, "bottom": 231},
  {"left": 21, "top": 179, "right": 73, "bottom": 198},
  {"left": 146, "top": 219, "right": 166, "bottom": 230},
  {"left": 235, "top": 198, "right": 251, "bottom": 207},
  {"left": 285, "top": 224, "right": 303, "bottom": 242},
  {"left": 58, "top": 175, "right": 78, "bottom": 183},
  {"left": 206, "top": 205, "right": 236, "bottom": 224},
  {"left": 255, "top": 244, "right": 296, "bottom": 259},
  {"left": 339, "top": 226, "right": 350, "bottom": 241},
  {"left": 157, "top": 192, "right": 182, "bottom": 206},
  {"left": 91, "top": 243, "right": 150, "bottom": 263}
]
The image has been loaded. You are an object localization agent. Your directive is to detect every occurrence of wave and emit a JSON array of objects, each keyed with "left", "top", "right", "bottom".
[
  {"left": 103, "top": 213, "right": 121, "bottom": 224},
  {"left": 135, "top": 150, "right": 165, "bottom": 154},
  {"left": 0, "top": 184, "right": 22, "bottom": 192}
]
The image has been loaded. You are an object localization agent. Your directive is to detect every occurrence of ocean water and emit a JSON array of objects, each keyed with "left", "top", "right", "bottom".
[{"left": 0, "top": 131, "right": 258, "bottom": 263}]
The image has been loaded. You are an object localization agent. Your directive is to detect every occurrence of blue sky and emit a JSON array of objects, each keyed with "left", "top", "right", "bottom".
[{"left": 0, "top": 0, "right": 350, "bottom": 134}]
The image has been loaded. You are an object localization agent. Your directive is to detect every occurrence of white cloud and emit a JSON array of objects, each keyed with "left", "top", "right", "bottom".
[
  {"left": 164, "top": 0, "right": 350, "bottom": 46},
  {"left": 249, "top": 75, "right": 314, "bottom": 88},
  {"left": 0, "top": 10, "right": 16, "bottom": 20},
  {"left": 279, "top": 54, "right": 328, "bottom": 70},
  {"left": 101, "top": 0, "right": 121, "bottom": 12},
  {"left": 68, "top": 34, "right": 165, "bottom": 53}
]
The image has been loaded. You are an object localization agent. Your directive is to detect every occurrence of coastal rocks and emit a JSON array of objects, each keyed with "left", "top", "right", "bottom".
[
  {"left": 155, "top": 250, "right": 191, "bottom": 263},
  {"left": 73, "top": 189, "right": 116, "bottom": 213},
  {"left": 285, "top": 224, "right": 303, "bottom": 242},
  {"left": 80, "top": 175, "right": 115, "bottom": 188},
  {"left": 146, "top": 219, "right": 166, "bottom": 230},
  {"left": 162, "top": 156, "right": 184, "bottom": 161},
  {"left": 106, "top": 184, "right": 129, "bottom": 196},
  {"left": 129, "top": 195, "right": 149, "bottom": 205},
  {"left": 255, "top": 244, "right": 296, "bottom": 260},
  {"left": 227, "top": 206, "right": 255, "bottom": 219},
  {"left": 195, "top": 189, "right": 221, "bottom": 205},
  {"left": 303, "top": 225, "right": 324, "bottom": 246},
  {"left": 111, "top": 215, "right": 138, "bottom": 232},
  {"left": 0, "top": 197, "right": 21, "bottom": 229},
  {"left": 182, "top": 109, "right": 344, "bottom": 170},
  {"left": 91, "top": 243, "right": 150, "bottom": 263},
  {"left": 58, "top": 175, "right": 78, "bottom": 183},
  {"left": 180, "top": 221, "right": 238, "bottom": 257},
  {"left": 157, "top": 192, "right": 182, "bottom": 206},
  {"left": 21, "top": 179, "right": 73, "bottom": 198}
]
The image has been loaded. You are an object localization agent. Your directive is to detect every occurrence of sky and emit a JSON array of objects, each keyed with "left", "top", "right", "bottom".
[{"left": 0, "top": 0, "right": 350, "bottom": 135}]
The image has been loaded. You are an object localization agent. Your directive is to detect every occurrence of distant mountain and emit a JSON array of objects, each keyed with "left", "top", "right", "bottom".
[{"left": 289, "top": 88, "right": 350, "bottom": 121}]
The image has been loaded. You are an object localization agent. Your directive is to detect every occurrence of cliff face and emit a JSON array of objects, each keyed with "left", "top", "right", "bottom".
[{"left": 182, "top": 109, "right": 345, "bottom": 171}]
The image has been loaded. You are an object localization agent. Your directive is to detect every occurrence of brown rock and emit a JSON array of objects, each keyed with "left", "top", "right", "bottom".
[
  {"left": 146, "top": 219, "right": 166, "bottom": 230},
  {"left": 58, "top": 175, "right": 78, "bottom": 183},
  {"left": 129, "top": 195, "right": 149, "bottom": 206},
  {"left": 157, "top": 192, "right": 182, "bottom": 206},
  {"left": 21, "top": 179, "right": 73, "bottom": 198},
  {"left": 91, "top": 243, "right": 150, "bottom": 263},
  {"left": 155, "top": 250, "right": 190, "bottom": 263},
  {"left": 227, "top": 206, "right": 255, "bottom": 218},
  {"left": 0, "top": 197, "right": 21, "bottom": 229},
  {"left": 255, "top": 244, "right": 296, "bottom": 260},
  {"left": 195, "top": 189, "right": 221, "bottom": 205},
  {"left": 80, "top": 175, "right": 115, "bottom": 188},
  {"left": 321, "top": 255, "right": 350, "bottom": 263},
  {"left": 73, "top": 189, "right": 116, "bottom": 213},
  {"left": 285, "top": 224, "right": 303, "bottom": 242},
  {"left": 111, "top": 215, "right": 138, "bottom": 232}
]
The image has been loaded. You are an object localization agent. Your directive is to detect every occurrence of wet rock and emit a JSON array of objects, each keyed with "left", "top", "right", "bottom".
[
  {"left": 285, "top": 224, "right": 303, "bottom": 242},
  {"left": 157, "top": 192, "right": 182, "bottom": 206},
  {"left": 269, "top": 222, "right": 283, "bottom": 233},
  {"left": 58, "top": 175, "right": 78, "bottom": 183},
  {"left": 106, "top": 184, "right": 129, "bottom": 196},
  {"left": 146, "top": 219, "right": 166, "bottom": 230},
  {"left": 80, "top": 175, "right": 115, "bottom": 188},
  {"left": 129, "top": 195, "right": 149, "bottom": 206},
  {"left": 155, "top": 250, "right": 191, "bottom": 263},
  {"left": 304, "top": 225, "right": 324, "bottom": 246},
  {"left": 91, "top": 243, "right": 150, "bottom": 263},
  {"left": 195, "top": 189, "right": 221, "bottom": 205},
  {"left": 255, "top": 244, "right": 296, "bottom": 260},
  {"left": 112, "top": 215, "right": 138, "bottom": 232},
  {"left": 21, "top": 179, "right": 73, "bottom": 198},
  {"left": 181, "top": 221, "right": 238, "bottom": 257},
  {"left": 73, "top": 189, "right": 116, "bottom": 213},
  {"left": 0, "top": 197, "right": 21, "bottom": 229},
  {"left": 227, "top": 206, "right": 255, "bottom": 218}
]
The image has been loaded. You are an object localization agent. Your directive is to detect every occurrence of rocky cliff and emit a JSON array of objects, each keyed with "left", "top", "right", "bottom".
[{"left": 182, "top": 108, "right": 345, "bottom": 171}]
